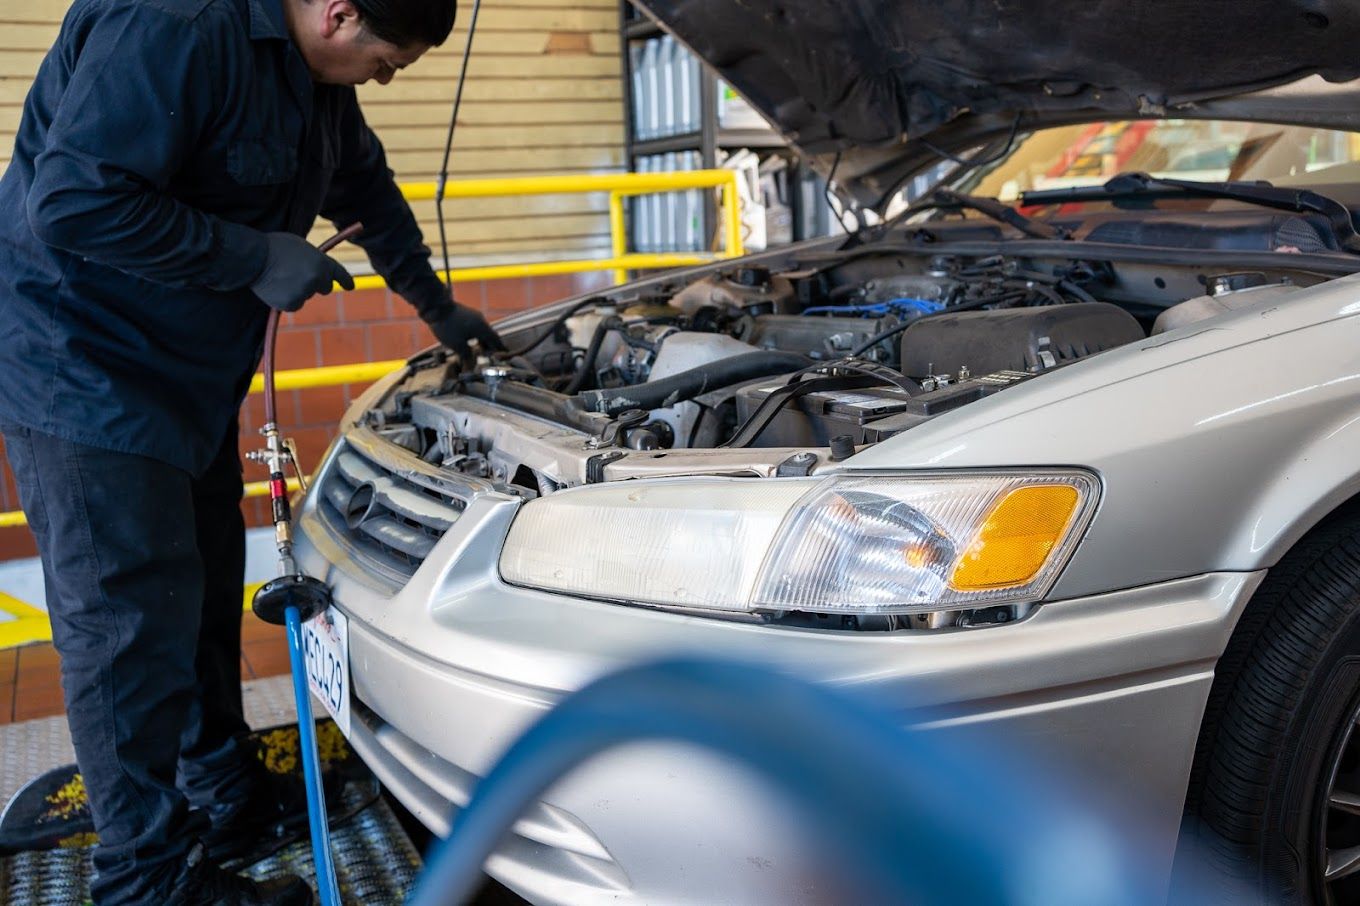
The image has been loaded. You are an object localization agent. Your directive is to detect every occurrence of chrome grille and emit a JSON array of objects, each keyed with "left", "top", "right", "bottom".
[{"left": 316, "top": 427, "right": 483, "bottom": 583}]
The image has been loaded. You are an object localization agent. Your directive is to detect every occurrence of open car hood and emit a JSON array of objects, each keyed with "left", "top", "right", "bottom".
[{"left": 635, "top": 0, "right": 1360, "bottom": 207}]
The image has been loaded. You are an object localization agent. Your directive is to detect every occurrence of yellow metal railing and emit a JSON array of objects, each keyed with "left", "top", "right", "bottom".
[
  {"left": 390, "top": 170, "right": 745, "bottom": 289},
  {"left": 250, "top": 360, "right": 401, "bottom": 394}
]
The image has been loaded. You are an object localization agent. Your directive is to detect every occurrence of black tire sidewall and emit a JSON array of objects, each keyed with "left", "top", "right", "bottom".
[{"left": 1267, "top": 610, "right": 1360, "bottom": 901}]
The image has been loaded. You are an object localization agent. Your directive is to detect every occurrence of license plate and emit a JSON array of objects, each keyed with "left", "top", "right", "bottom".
[{"left": 302, "top": 606, "right": 351, "bottom": 738}]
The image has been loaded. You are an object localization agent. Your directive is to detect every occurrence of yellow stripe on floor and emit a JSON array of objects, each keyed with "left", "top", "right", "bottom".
[
  {"left": 243, "top": 582, "right": 265, "bottom": 612},
  {"left": 0, "top": 591, "right": 53, "bottom": 648}
]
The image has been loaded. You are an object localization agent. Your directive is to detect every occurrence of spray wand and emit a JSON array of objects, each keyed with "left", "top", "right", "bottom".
[
  {"left": 249, "top": 0, "right": 482, "bottom": 896},
  {"left": 249, "top": 222, "right": 362, "bottom": 906}
]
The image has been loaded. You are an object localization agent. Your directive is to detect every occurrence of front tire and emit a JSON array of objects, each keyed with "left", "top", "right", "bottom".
[{"left": 1180, "top": 513, "right": 1360, "bottom": 903}]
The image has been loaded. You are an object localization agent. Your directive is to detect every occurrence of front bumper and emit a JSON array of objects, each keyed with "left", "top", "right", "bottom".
[{"left": 295, "top": 453, "right": 1261, "bottom": 905}]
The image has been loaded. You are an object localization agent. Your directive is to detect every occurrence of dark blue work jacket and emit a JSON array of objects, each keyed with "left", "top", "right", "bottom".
[{"left": 0, "top": 0, "right": 446, "bottom": 475}]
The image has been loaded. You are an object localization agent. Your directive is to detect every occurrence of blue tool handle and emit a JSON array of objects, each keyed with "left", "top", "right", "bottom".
[{"left": 285, "top": 605, "right": 342, "bottom": 906}]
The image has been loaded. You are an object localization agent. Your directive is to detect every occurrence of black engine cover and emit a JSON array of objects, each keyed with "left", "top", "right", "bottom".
[{"left": 899, "top": 303, "right": 1144, "bottom": 377}]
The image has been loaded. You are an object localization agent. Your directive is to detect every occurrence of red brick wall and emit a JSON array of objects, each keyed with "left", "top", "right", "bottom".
[{"left": 0, "top": 271, "right": 612, "bottom": 560}]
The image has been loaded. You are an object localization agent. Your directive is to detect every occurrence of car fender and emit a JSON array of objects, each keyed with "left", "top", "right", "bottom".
[{"left": 848, "top": 273, "right": 1360, "bottom": 599}]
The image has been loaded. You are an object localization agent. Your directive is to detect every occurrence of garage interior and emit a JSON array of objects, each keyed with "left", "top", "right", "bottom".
[{"left": 4, "top": 1, "right": 1360, "bottom": 904}]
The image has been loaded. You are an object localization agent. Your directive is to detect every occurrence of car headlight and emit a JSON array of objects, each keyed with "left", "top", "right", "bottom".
[{"left": 498, "top": 471, "right": 1099, "bottom": 615}]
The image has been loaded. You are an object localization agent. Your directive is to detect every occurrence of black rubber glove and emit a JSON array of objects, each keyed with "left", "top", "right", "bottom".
[
  {"left": 250, "top": 232, "right": 355, "bottom": 312},
  {"left": 423, "top": 302, "right": 506, "bottom": 361}
]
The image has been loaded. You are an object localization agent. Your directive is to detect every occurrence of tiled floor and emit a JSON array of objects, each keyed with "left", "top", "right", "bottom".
[{"left": 0, "top": 613, "right": 290, "bottom": 725}]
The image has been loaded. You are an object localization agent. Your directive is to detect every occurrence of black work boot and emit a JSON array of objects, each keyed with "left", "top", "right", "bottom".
[
  {"left": 204, "top": 762, "right": 341, "bottom": 864},
  {"left": 168, "top": 842, "right": 315, "bottom": 905}
]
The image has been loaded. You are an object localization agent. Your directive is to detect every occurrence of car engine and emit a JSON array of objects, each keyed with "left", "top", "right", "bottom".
[{"left": 352, "top": 249, "right": 1193, "bottom": 500}]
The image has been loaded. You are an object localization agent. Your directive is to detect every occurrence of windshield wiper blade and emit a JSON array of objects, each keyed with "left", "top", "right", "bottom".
[
  {"left": 1020, "top": 172, "right": 1360, "bottom": 252},
  {"left": 931, "top": 188, "right": 1071, "bottom": 240}
]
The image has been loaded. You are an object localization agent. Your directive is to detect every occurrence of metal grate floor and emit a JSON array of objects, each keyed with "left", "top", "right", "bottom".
[
  {"left": 0, "top": 717, "right": 73, "bottom": 814},
  {"left": 0, "top": 676, "right": 424, "bottom": 905}
]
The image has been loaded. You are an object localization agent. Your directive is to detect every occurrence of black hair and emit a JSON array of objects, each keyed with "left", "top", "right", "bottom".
[{"left": 351, "top": 0, "right": 457, "bottom": 48}]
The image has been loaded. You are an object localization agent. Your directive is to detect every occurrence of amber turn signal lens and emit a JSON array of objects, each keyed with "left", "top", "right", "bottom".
[{"left": 948, "top": 485, "right": 1081, "bottom": 591}]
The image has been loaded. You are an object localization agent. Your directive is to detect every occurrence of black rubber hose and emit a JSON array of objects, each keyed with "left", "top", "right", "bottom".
[
  {"left": 461, "top": 380, "right": 604, "bottom": 433},
  {"left": 576, "top": 351, "right": 811, "bottom": 416},
  {"left": 504, "top": 296, "right": 602, "bottom": 358},
  {"left": 562, "top": 316, "right": 621, "bottom": 395},
  {"left": 1057, "top": 279, "right": 1098, "bottom": 304}
]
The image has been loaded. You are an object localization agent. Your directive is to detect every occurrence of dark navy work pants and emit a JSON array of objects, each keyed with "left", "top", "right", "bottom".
[{"left": 2, "top": 423, "right": 256, "bottom": 904}]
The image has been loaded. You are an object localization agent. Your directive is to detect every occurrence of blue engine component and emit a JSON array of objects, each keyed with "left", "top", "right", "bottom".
[{"left": 801, "top": 297, "right": 945, "bottom": 319}]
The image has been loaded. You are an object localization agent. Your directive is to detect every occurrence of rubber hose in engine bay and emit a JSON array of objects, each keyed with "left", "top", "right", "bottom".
[
  {"left": 576, "top": 350, "right": 812, "bottom": 416},
  {"left": 464, "top": 350, "right": 813, "bottom": 432},
  {"left": 562, "top": 314, "right": 623, "bottom": 395}
]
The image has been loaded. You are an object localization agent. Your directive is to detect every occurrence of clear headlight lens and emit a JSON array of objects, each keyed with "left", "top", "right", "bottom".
[
  {"left": 499, "top": 471, "right": 1099, "bottom": 616},
  {"left": 498, "top": 479, "right": 812, "bottom": 612}
]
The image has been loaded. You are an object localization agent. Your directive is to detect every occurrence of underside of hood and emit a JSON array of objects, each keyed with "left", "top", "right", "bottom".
[{"left": 636, "top": 0, "right": 1360, "bottom": 205}]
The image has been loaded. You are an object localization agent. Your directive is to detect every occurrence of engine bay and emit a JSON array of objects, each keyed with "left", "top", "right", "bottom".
[
  {"left": 325, "top": 234, "right": 1341, "bottom": 628},
  {"left": 357, "top": 239, "right": 1321, "bottom": 500}
]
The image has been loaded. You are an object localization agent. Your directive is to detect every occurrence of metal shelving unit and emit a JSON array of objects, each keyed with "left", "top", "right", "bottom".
[{"left": 619, "top": 2, "right": 828, "bottom": 254}]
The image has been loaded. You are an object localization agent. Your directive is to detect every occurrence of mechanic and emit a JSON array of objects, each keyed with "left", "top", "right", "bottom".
[{"left": 0, "top": 0, "right": 503, "bottom": 901}]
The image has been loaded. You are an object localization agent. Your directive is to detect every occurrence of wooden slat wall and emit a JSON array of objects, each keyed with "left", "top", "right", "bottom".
[{"left": 0, "top": 0, "right": 624, "bottom": 265}]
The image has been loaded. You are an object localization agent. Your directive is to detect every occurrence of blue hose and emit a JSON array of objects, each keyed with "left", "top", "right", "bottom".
[
  {"left": 284, "top": 605, "right": 342, "bottom": 906},
  {"left": 408, "top": 658, "right": 1164, "bottom": 906}
]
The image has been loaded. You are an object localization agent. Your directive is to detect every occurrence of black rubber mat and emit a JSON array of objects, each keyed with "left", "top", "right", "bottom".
[{"left": 0, "top": 721, "right": 423, "bottom": 905}]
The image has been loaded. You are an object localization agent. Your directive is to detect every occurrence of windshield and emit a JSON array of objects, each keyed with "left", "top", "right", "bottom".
[{"left": 955, "top": 120, "right": 1360, "bottom": 204}]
